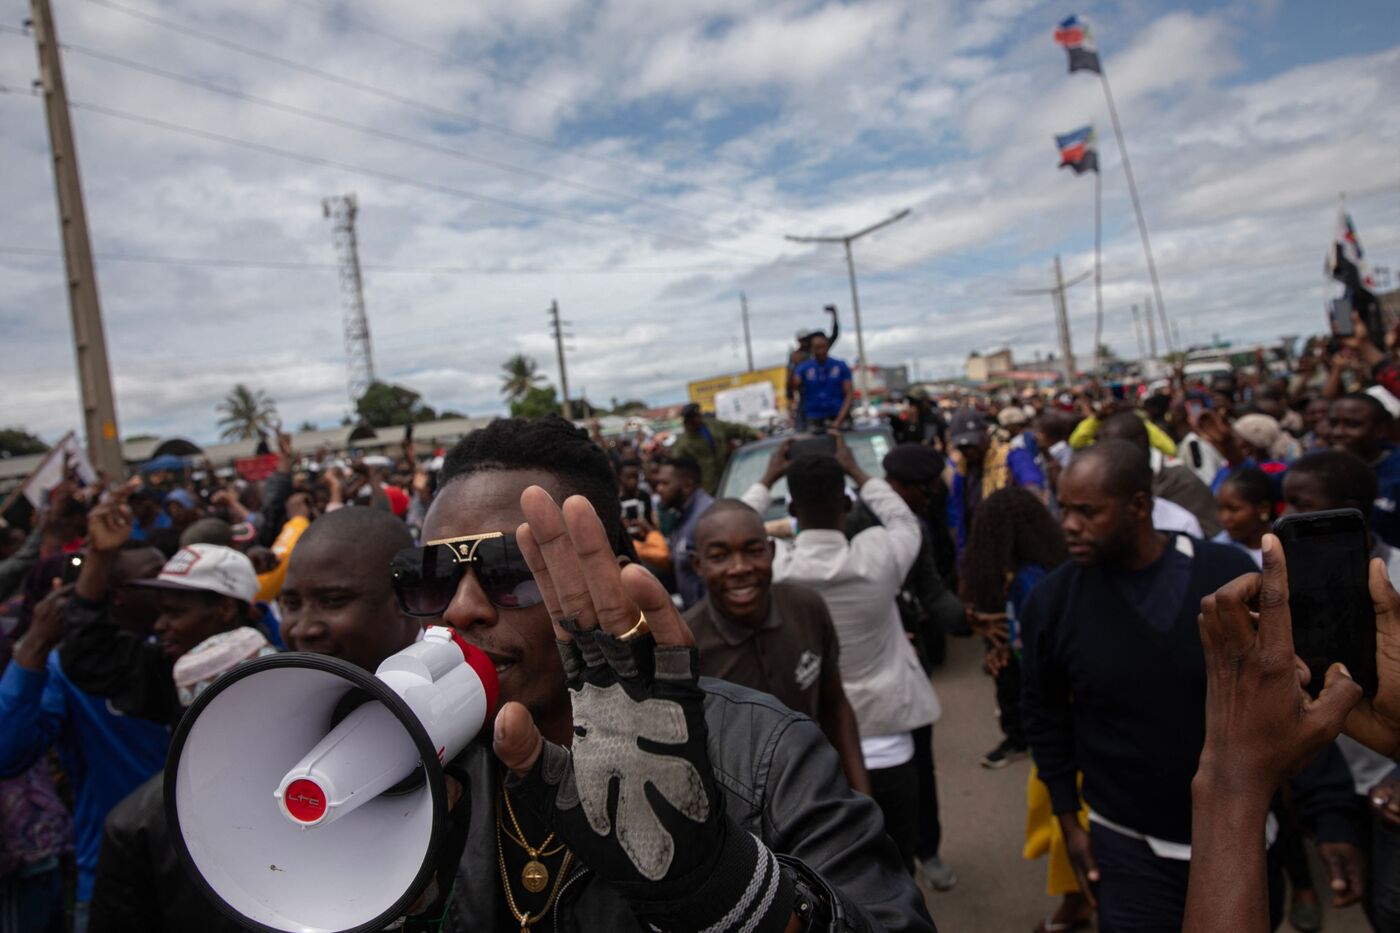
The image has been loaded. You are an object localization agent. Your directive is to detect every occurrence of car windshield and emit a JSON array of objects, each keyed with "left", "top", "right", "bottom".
[{"left": 717, "top": 431, "right": 895, "bottom": 521}]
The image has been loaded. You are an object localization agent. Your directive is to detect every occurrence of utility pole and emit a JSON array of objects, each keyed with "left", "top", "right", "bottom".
[
  {"left": 548, "top": 300, "right": 572, "bottom": 420},
  {"left": 786, "top": 208, "right": 912, "bottom": 405},
  {"left": 322, "top": 194, "right": 376, "bottom": 407},
  {"left": 1012, "top": 255, "right": 1091, "bottom": 384},
  {"left": 1131, "top": 304, "right": 1147, "bottom": 361},
  {"left": 1144, "top": 295, "right": 1158, "bottom": 359},
  {"left": 30, "top": 0, "right": 123, "bottom": 476},
  {"left": 739, "top": 292, "right": 754, "bottom": 373}
]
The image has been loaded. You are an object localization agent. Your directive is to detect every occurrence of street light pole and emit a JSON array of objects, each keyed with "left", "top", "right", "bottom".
[{"left": 786, "top": 208, "right": 911, "bottom": 408}]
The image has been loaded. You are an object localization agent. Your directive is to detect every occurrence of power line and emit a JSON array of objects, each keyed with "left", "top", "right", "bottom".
[
  {"left": 0, "top": 244, "right": 742, "bottom": 276},
  {"left": 80, "top": 0, "right": 802, "bottom": 222},
  {"left": 0, "top": 29, "right": 728, "bottom": 229},
  {"left": 44, "top": 96, "right": 774, "bottom": 260}
]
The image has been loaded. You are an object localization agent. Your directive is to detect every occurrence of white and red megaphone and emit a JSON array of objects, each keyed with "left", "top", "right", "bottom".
[{"left": 166, "top": 625, "right": 498, "bottom": 933}]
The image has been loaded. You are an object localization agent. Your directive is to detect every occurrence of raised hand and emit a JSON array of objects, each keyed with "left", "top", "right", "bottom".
[
  {"left": 1186, "top": 536, "right": 1363, "bottom": 933},
  {"left": 1343, "top": 558, "right": 1400, "bottom": 759},
  {"left": 1196, "top": 534, "right": 1360, "bottom": 787},
  {"left": 496, "top": 487, "right": 795, "bottom": 933},
  {"left": 87, "top": 489, "right": 134, "bottom": 554},
  {"left": 760, "top": 438, "right": 794, "bottom": 488}
]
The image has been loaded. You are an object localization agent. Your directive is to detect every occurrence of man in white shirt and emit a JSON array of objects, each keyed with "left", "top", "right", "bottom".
[{"left": 740, "top": 434, "right": 947, "bottom": 886}]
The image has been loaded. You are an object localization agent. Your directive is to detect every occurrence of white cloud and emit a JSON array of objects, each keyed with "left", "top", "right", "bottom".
[{"left": 2, "top": 0, "right": 1398, "bottom": 446}]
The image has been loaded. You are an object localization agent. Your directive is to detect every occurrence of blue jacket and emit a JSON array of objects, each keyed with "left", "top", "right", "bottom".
[
  {"left": 0, "top": 654, "right": 169, "bottom": 901},
  {"left": 669, "top": 489, "right": 716, "bottom": 610},
  {"left": 1373, "top": 444, "right": 1400, "bottom": 550}
]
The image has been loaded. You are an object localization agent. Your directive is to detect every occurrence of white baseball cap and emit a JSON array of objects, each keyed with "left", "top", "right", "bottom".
[{"left": 130, "top": 544, "right": 259, "bottom": 604}]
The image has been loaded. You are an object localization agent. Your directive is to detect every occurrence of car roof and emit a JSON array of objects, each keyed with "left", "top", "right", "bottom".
[{"left": 730, "top": 425, "right": 893, "bottom": 451}]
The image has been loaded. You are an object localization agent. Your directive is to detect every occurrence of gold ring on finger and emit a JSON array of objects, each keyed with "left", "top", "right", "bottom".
[{"left": 616, "top": 612, "right": 649, "bottom": 642}]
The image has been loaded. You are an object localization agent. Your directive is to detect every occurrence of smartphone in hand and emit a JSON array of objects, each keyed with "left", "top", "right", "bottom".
[
  {"left": 1275, "top": 509, "right": 1378, "bottom": 698},
  {"left": 790, "top": 434, "right": 837, "bottom": 460},
  {"left": 1328, "top": 297, "right": 1354, "bottom": 338}
]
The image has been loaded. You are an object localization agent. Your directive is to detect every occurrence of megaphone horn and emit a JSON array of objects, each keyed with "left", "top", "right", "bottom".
[{"left": 167, "top": 626, "right": 498, "bottom": 933}]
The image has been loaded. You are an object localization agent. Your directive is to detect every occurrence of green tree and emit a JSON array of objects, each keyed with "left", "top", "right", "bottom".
[
  {"left": 216, "top": 385, "right": 278, "bottom": 441},
  {"left": 356, "top": 381, "right": 437, "bottom": 427},
  {"left": 0, "top": 427, "right": 48, "bottom": 458},
  {"left": 609, "top": 398, "right": 649, "bottom": 415},
  {"left": 500, "top": 354, "right": 545, "bottom": 403},
  {"left": 123, "top": 433, "right": 158, "bottom": 443},
  {"left": 296, "top": 420, "right": 318, "bottom": 433},
  {"left": 1096, "top": 343, "right": 1118, "bottom": 362},
  {"left": 509, "top": 385, "right": 562, "bottom": 420}
]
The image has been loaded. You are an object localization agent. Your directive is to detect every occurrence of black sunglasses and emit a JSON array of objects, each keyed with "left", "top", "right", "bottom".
[{"left": 390, "top": 532, "right": 543, "bottom": 616}]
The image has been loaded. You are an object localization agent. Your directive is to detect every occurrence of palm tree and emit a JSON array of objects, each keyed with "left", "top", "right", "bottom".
[
  {"left": 217, "top": 384, "right": 278, "bottom": 441},
  {"left": 500, "top": 354, "right": 544, "bottom": 402}
]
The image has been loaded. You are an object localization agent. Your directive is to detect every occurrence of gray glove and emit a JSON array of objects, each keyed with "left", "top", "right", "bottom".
[{"left": 507, "top": 622, "right": 795, "bottom": 933}]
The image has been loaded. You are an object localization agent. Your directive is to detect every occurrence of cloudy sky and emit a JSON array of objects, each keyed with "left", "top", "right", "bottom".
[{"left": 2, "top": 0, "right": 1398, "bottom": 444}]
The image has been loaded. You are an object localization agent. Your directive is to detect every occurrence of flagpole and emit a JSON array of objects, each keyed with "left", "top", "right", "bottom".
[
  {"left": 1093, "top": 164, "right": 1104, "bottom": 374},
  {"left": 1098, "top": 68, "right": 1171, "bottom": 353}
]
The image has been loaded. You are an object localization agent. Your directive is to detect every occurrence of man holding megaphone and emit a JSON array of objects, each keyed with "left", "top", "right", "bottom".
[
  {"left": 164, "top": 417, "right": 931, "bottom": 933},
  {"left": 418, "top": 418, "right": 932, "bottom": 933}
]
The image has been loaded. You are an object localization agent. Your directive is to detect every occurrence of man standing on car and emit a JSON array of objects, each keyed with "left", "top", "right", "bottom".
[{"left": 792, "top": 333, "right": 855, "bottom": 432}]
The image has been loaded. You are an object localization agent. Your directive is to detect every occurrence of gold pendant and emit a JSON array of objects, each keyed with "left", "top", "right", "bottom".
[{"left": 521, "top": 859, "right": 549, "bottom": 893}]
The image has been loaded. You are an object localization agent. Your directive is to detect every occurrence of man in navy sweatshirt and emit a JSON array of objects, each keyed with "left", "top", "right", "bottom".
[{"left": 1021, "top": 439, "right": 1364, "bottom": 931}]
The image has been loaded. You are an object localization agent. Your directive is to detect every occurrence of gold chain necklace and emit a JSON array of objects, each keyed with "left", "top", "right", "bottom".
[
  {"left": 499, "top": 787, "right": 566, "bottom": 890},
  {"left": 496, "top": 800, "right": 573, "bottom": 933}
]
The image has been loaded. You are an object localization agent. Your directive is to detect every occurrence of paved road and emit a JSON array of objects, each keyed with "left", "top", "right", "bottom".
[{"left": 917, "top": 634, "right": 1370, "bottom": 932}]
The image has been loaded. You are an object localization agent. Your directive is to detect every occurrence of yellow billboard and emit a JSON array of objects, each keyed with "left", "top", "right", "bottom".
[{"left": 687, "top": 365, "right": 789, "bottom": 414}]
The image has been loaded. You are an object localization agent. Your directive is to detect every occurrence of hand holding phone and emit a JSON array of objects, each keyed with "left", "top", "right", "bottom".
[
  {"left": 1328, "top": 297, "right": 1355, "bottom": 338},
  {"left": 1276, "top": 509, "right": 1378, "bottom": 698},
  {"left": 790, "top": 434, "right": 837, "bottom": 461}
]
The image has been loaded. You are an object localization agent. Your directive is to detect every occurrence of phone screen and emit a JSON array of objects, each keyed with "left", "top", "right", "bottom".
[
  {"left": 621, "top": 499, "right": 644, "bottom": 521},
  {"left": 791, "top": 435, "right": 837, "bottom": 460},
  {"left": 1276, "top": 509, "right": 1377, "bottom": 698},
  {"left": 1329, "top": 297, "right": 1354, "bottom": 337},
  {"left": 60, "top": 554, "right": 83, "bottom": 585}
]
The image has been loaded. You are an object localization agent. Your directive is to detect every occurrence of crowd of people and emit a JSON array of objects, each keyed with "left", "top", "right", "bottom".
[{"left": 0, "top": 309, "right": 1398, "bottom": 933}]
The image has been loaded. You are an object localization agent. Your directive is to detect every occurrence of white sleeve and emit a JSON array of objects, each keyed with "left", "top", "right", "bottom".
[
  {"left": 856, "top": 478, "right": 922, "bottom": 578},
  {"left": 740, "top": 481, "right": 771, "bottom": 516}
]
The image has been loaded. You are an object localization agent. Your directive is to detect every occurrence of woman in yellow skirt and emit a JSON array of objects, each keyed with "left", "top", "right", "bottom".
[{"left": 1024, "top": 767, "right": 1092, "bottom": 932}]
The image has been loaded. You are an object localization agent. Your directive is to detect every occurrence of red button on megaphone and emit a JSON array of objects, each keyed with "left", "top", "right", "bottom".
[{"left": 167, "top": 626, "right": 498, "bottom": 933}]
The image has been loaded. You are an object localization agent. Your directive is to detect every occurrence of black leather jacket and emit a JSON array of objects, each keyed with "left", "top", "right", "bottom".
[
  {"left": 88, "top": 774, "right": 244, "bottom": 933},
  {"left": 447, "top": 678, "right": 937, "bottom": 932}
]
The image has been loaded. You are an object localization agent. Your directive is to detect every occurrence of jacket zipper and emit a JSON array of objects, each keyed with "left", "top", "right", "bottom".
[{"left": 553, "top": 864, "right": 590, "bottom": 933}]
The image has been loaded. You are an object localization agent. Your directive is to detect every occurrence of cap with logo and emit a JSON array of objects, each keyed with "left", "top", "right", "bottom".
[
  {"left": 948, "top": 409, "right": 990, "bottom": 449},
  {"left": 130, "top": 544, "right": 259, "bottom": 604}
]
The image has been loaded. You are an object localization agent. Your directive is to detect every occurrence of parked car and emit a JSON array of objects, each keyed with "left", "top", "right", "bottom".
[{"left": 715, "top": 426, "right": 897, "bottom": 522}]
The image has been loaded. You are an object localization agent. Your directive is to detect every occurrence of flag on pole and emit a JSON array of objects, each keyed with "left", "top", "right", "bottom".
[
  {"left": 0, "top": 431, "right": 96, "bottom": 529},
  {"left": 1054, "top": 15, "right": 1102, "bottom": 74},
  {"left": 1327, "top": 203, "right": 1383, "bottom": 346},
  {"left": 1328, "top": 204, "right": 1375, "bottom": 288},
  {"left": 1055, "top": 126, "right": 1099, "bottom": 174}
]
